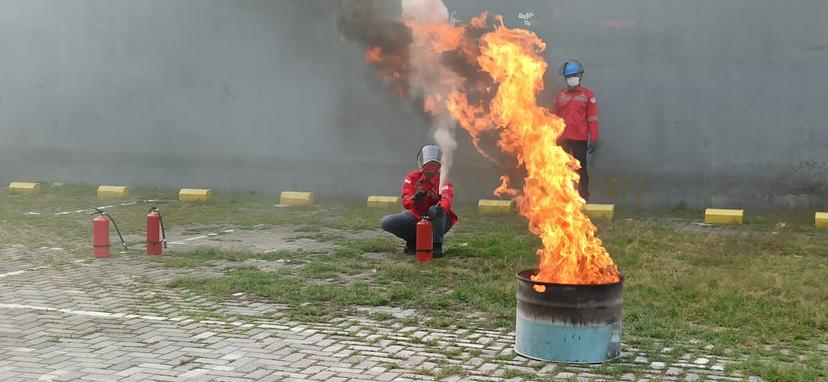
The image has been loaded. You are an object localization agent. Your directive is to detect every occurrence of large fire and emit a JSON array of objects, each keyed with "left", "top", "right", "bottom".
[{"left": 366, "top": 11, "right": 620, "bottom": 286}]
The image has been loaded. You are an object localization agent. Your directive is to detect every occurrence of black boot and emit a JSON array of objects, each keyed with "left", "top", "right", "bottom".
[
  {"left": 432, "top": 243, "right": 444, "bottom": 258},
  {"left": 404, "top": 241, "right": 415, "bottom": 255}
]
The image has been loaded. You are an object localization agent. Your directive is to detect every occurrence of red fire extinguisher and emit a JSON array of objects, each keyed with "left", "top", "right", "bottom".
[
  {"left": 92, "top": 214, "right": 110, "bottom": 259},
  {"left": 146, "top": 206, "right": 167, "bottom": 256},
  {"left": 416, "top": 218, "right": 433, "bottom": 263},
  {"left": 91, "top": 208, "right": 128, "bottom": 259}
]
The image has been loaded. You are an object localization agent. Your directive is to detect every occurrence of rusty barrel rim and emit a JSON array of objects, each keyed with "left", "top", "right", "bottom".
[{"left": 516, "top": 268, "right": 624, "bottom": 288}]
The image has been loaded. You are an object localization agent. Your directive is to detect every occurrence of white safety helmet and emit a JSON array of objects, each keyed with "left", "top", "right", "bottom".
[{"left": 417, "top": 144, "right": 442, "bottom": 168}]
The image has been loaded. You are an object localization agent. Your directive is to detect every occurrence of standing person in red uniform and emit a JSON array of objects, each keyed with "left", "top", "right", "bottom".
[
  {"left": 381, "top": 144, "right": 458, "bottom": 258},
  {"left": 552, "top": 60, "right": 599, "bottom": 201}
]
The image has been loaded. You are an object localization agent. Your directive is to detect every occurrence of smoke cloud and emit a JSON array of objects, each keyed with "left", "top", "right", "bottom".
[
  {"left": 401, "top": 0, "right": 458, "bottom": 188},
  {"left": 401, "top": 0, "right": 448, "bottom": 23},
  {"left": 351, "top": 2, "right": 513, "bottom": 194}
]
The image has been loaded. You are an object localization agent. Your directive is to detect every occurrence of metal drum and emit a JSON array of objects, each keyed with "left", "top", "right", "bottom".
[{"left": 515, "top": 269, "right": 623, "bottom": 363}]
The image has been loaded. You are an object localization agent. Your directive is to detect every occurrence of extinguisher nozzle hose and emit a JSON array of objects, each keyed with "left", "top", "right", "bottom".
[
  {"left": 160, "top": 216, "right": 168, "bottom": 249},
  {"left": 105, "top": 214, "right": 129, "bottom": 251},
  {"left": 150, "top": 207, "right": 168, "bottom": 249}
]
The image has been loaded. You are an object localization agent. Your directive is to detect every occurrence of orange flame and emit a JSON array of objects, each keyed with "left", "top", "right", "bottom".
[
  {"left": 403, "top": 17, "right": 465, "bottom": 53},
  {"left": 365, "top": 46, "right": 383, "bottom": 63},
  {"left": 365, "top": 46, "right": 408, "bottom": 99},
  {"left": 365, "top": 12, "right": 620, "bottom": 285},
  {"left": 455, "top": 18, "right": 619, "bottom": 285},
  {"left": 494, "top": 176, "right": 519, "bottom": 199}
]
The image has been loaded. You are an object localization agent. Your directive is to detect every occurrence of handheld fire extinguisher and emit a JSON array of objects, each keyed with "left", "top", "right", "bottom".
[
  {"left": 416, "top": 217, "right": 433, "bottom": 264},
  {"left": 146, "top": 206, "right": 167, "bottom": 256},
  {"left": 91, "top": 208, "right": 128, "bottom": 259}
]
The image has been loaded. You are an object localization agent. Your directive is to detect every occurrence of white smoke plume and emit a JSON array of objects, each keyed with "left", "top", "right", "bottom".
[
  {"left": 401, "top": 0, "right": 448, "bottom": 23},
  {"left": 433, "top": 124, "right": 457, "bottom": 188},
  {"left": 401, "top": 0, "right": 458, "bottom": 189}
]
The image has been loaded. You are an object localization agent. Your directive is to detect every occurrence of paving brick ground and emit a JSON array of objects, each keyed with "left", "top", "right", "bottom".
[{"left": 0, "top": 244, "right": 824, "bottom": 381}]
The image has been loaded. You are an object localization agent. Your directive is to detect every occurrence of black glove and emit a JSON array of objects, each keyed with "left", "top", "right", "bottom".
[
  {"left": 413, "top": 190, "right": 427, "bottom": 202},
  {"left": 427, "top": 204, "right": 443, "bottom": 220},
  {"left": 587, "top": 140, "right": 599, "bottom": 154}
]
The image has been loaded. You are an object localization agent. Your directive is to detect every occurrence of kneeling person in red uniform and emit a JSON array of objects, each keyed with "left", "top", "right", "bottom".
[{"left": 381, "top": 144, "right": 458, "bottom": 258}]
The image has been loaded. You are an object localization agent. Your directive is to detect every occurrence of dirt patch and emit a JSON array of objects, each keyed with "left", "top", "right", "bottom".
[
  {"left": 632, "top": 217, "right": 750, "bottom": 237},
  {"left": 670, "top": 221, "right": 750, "bottom": 236},
  {"left": 165, "top": 225, "right": 337, "bottom": 253}
]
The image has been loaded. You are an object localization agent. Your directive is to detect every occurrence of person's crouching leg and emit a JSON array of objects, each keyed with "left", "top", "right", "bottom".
[
  {"left": 380, "top": 211, "right": 418, "bottom": 255},
  {"left": 429, "top": 207, "right": 452, "bottom": 258}
]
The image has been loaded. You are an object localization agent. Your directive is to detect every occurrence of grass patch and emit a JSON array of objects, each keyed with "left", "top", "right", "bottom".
[
  {"left": 434, "top": 365, "right": 466, "bottom": 379},
  {"left": 743, "top": 355, "right": 825, "bottom": 382},
  {"left": 493, "top": 352, "right": 517, "bottom": 362},
  {"left": 335, "top": 237, "right": 398, "bottom": 254},
  {"left": 369, "top": 312, "right": 394, "bottom": 321},
  {"left": 156, "top": 247, "right": 299, "bottom": 268},
  {"left": 412, "top": 368, "right": 435, "bottom": 377},
  {"left": 301, "top": 257, "right": 370, "bottom": 278},
  {"left": 379, "top": 362, "right": 402, "bottom": 371},
  {"left": 502, "top": 368, "right": 536, "bottom": 379},
  {"left": 439, "top": 347, "right": 464, "bottom": 358},
  {"left": 613, "top": 221, "right": 828, "bottom": 353},
  {"left": 326, "top": 204, "right": 391, "bottom": 231}
]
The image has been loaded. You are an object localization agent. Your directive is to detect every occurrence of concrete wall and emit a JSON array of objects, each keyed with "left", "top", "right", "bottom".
[
  {"left": 0, "top": 0, "right": 440, "bottom": 199},
  {"left": 1, "top": 0, "right": 826, "bottom": 209},
  {"left": 447, "top": 0, "right": 828, "bottom": 209}
]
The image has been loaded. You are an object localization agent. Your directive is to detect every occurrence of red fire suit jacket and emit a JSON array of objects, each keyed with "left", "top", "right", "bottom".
[
  {"left": 552, "top": 85, "right": 599, "bottom": 141},
  {"left": 402, "top": 169, "right": 458, "bottom": 225}
]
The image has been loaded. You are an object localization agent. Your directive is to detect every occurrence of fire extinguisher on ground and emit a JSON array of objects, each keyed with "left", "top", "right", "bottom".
[
  {"left": 147, "top": 206, "right": 167, "bottom": 256},
  {"left": 91, "top": 208, "right": 128, "bottom": 259},
  {"left": 416, "top": 217, "right": 433, "bottom": 264}
]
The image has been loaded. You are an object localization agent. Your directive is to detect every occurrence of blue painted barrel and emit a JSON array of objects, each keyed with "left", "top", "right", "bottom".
[{"left": 515, "top": 269, "right": 623, "bottom": 363}]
